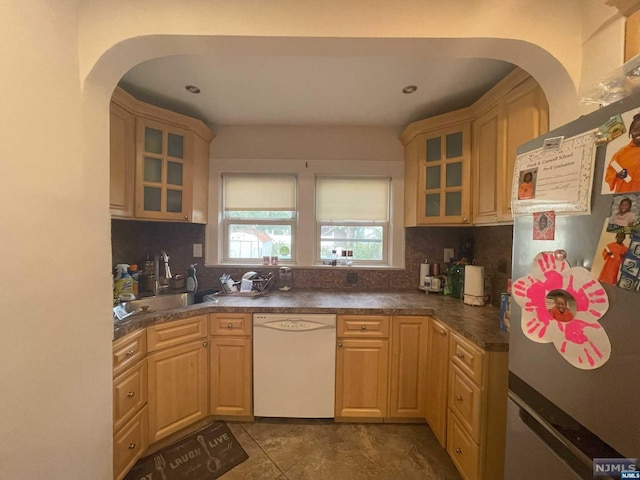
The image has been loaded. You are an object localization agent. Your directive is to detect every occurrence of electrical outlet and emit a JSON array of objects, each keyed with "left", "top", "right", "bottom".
[
  {"left": 193, "top": 243, "right": 203, "bottom": 258},
  {"left": 444, "top": 248, "right": 454, "bottom": 263}
]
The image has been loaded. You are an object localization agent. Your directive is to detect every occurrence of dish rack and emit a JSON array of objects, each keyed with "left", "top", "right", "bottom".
[{"left": 219, "top": 272, "right": 275, "bottom": 296}]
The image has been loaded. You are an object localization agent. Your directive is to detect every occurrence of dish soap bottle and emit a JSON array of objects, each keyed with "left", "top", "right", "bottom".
[{"left": 186, "top": 263, "right": 198, "bottom": 292}]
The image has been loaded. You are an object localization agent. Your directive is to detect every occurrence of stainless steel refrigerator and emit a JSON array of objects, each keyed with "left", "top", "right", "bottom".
[{"left": 505, "top": 93, "right": 640, "bottom": 479}]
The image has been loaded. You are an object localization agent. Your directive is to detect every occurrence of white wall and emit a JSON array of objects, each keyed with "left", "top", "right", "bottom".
[
  {"left": 210, "top": 125, "right": 404, "bottom": 161},
  {"left": 0, "top": 1, "right": 631, "bottom": 479},
  {"left": 0, "top": 1, "right": 113, "bottom": 479}
]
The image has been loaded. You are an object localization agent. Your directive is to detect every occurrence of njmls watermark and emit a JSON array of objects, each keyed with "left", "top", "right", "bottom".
[{"left": 593, "top": 458, "right": 639, "bottom": 479}]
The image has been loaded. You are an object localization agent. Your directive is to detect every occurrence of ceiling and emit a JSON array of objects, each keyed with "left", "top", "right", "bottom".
[{"left": 119, "top": 54, "right": 515, "bottom": 130}]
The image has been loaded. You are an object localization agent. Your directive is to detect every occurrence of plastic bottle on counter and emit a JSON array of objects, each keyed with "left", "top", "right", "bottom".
[
  {"left": 113, "top": 264, "right": 134, "bottom": 299},
  {"left": 186, "top": 263, "right": 198, "bottom": 292},
  {"left": 129, "top": 264, "right": 139, "bottom": 297}
]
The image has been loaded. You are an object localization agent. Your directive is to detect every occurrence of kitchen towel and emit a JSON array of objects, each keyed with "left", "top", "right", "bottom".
[{"left": 124, "top": 421, "right": 248, "bottom": 480}]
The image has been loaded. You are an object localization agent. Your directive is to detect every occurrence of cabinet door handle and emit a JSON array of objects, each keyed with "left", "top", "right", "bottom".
[
  {"left": 184, "top": 215, "right": 189, "bottom": 220},
  {"left": 456, "top": 395, "right": 463, "bottom": 402},
  {"left": 337, "top": 342, "right": 343, "bottom": 348},
  {"left": 455, "top": 447, "right": 462, "bottom": 454},
  {"left": 127, "top": 391, "right": 135, "bottom": 398},
  {"left": 461, "top": 217, "right": 469, "bottom": 224},
  {"left": 125, "top": 350, "right": 134, "bottom": 357},
  {"left": 227, "top": 323, "right": 233, "bottom": 329},
  {"left": 456, "top": 352, "right": 465, "bottom": 359},
  {"left": 128, "top": 443, "right": 136, "bottom": 450},
  {"left": 203, "top": 341, "right": 208, "bottom": 347},
  {"left": 440, "top": 330, "right": 447, "bottom": 336},
  {"left": 361, "top": 325, "right": 367, "bottom": 330}
]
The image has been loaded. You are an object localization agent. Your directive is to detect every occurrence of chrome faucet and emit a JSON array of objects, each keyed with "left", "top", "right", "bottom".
[{"left": 153, "top": 251, "right": 173, "bottom": 295}]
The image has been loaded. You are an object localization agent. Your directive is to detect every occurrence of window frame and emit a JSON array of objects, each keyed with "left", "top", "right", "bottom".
[
  {"left": 315, "top": 175, "right": 391, "bottom": 266},
  {"left": 221, "top": 173, "right": 297, "bottom": 264},
  {"left": 206, "top": 158, "right": 405, "bottom": 269}
]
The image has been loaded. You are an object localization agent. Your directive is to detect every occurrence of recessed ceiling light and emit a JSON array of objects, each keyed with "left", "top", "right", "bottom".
[
  {"left": 402, "top": 85, "right": 418, "bottom": 94},
  {"left": 185, "top": 85, "right": 201, "bottom": 94}
]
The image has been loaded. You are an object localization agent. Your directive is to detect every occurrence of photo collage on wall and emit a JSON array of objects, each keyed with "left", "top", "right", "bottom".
[{"left": 592, "top": 108, "right": 640, "bottom": 293}]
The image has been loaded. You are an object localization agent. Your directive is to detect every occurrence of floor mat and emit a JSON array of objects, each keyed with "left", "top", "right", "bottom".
[{"left": 125, "top": 421, "right": 248, "bottom": 480}]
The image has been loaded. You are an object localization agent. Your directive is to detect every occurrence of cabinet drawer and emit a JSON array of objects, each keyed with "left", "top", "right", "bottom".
[
  {"left": 147, "top": 315, "right": 207, "bottom": 352},
  {"left": 114, "top": 406, "right": 148, "bottom": 480},
  {"left": 210, "top": 313, "right": 252, "bottom": 336},
  {"left": 113, "top": 329, "right": 146, "bottom": 377},
  {"left": 447, "top": 410, "right": 480, "bottom": 480},
  {"left": 450, "top": 333, "right": 485, "bottom": 386},
  {"left": 113, "top": 360, "right": 148, "bottom": 432},
  {"left": 338, "top": 315, "right": 390, "bottom": 338},
  {"left": 449, "top": 364, "right": 482, "bottom": 442}
]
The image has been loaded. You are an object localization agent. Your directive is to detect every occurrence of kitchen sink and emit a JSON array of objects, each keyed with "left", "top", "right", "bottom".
[{"left": 114, "top": 292, "right": 195, "bottom": 321}]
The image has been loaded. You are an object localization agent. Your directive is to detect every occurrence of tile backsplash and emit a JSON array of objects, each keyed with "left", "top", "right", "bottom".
[{"left": 112, "top": 219, "right": 513, "bottom": 301}]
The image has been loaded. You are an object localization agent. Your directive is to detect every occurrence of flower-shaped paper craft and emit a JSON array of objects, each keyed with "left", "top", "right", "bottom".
[{"left": 512, "top": 252, "right": 611, "bottom": 370}]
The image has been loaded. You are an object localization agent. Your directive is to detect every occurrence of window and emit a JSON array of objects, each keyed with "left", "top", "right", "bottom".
[
  {"left": 208, "top": 157, "right": 404, "bottom": 268},
  {"left": 222, "top": 174, "right": 296, "bottom": 263},
  {"left": 316, "top": 176, "right": 390, "bottom": 265}
]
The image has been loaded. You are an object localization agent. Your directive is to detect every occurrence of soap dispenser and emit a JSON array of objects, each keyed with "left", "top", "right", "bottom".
[{"left": 186, "top": 263, "right": 198, "bottom": 292}]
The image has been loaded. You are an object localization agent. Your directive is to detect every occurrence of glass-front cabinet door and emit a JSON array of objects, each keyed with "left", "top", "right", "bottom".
[
  {"left": 135, "top": 118, "right": 193, "bottom": 221},
  {"left": 417, "top": 123, "right": 471, "bottom": 225}
]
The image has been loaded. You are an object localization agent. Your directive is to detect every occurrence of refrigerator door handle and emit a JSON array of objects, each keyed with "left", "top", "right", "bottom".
[{"left": 508, "top": 390, "right": 593, "bottom": 478}]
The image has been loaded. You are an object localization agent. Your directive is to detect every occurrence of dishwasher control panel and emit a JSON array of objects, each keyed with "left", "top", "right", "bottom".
[{"left": 253, "top": 314, "right": 336, "bottom": 331}]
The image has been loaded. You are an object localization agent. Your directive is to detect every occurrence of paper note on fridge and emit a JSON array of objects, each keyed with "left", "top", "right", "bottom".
[{"left": 512, "top": 130, "right": 596, "bottom": 216}]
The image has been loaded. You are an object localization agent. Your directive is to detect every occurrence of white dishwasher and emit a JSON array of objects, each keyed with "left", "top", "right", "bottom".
[{"left": 253, "top": 313, "right": 336, "bottom": 418}]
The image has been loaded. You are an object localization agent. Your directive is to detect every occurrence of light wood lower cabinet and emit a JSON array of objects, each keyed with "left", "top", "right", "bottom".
[
  {"left": 209, "top": 313, "right": 252, "bottom": 418},
  {"left": 113, "top": 330, "right": 148, "bottom": 480},
  {"left": 388, "top": 316, "right": 428, "bottom": 419},
  {"left": 335, "top": 337, "right": 389, "bottom": 419},
  {"left": 446, "top": 331, "right": 509, "bottom": 480},
  {"left": 336, "top": 315, "right": 429, "bottom": 421},
  {"left": 113, "top": 406, "right": 148, "bottom": 480},
  {"left": 335, "top": 315, "right": 390, "bottom": 420},
  {"left": 425, "top": 318, "right": 450, "bottom": 447},
  {"left": 146, "top": 316, "right": 209, "bottom": 443}
]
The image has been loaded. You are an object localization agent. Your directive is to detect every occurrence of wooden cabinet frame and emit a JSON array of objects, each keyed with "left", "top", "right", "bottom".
[{"left": 109, "top": 87, "right": 214, "bottom": 223}]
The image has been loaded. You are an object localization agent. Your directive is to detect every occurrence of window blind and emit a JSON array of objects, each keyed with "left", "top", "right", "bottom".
[
  {"left": 223, "top": 174, "right": 296, "bottom": 211},
  {"left": 316, "top": 177, "right": 390, "bottom": 221}
]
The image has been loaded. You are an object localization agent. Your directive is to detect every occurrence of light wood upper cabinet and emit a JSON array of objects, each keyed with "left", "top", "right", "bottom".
[
  {"left": 472, "top": 106, "right": 501, "bottom": 224},
  {"left": 402, "top": 110, "right": 473, "bottom": 226},
  {"left": 109, "top": 87, "right": 214, "bottom": 223},
  {"left": 110, "top": 100, "right": 135, "bottom": 218},
  {"left": 403, "top": 68, "right": 548, "bottom": 226},
  {"left": 135, "top": 117, "right": 193, "bottom": 221},
  {"left": 472, "top": 70, "right": 549, "bottom": 224},
  {"left": 500, "top": 78, "right": 548, "bottom": 220}
]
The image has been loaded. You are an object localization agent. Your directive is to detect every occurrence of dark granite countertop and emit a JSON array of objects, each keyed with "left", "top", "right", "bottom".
[{"left": 113, "top": 290, "right": 509, "bottom": 351}]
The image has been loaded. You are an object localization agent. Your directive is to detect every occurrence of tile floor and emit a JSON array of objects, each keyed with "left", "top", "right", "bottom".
[{"left": 221, "top": 418, "right": 462, "bottom": 480}]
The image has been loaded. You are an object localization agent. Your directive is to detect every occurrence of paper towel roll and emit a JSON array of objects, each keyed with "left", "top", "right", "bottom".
[
  {"left": 464, "top": 265, "right": 485, "bottom": 305},
  {"left": 420, "top": 263, "right": 430, "bottom": 287}
]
